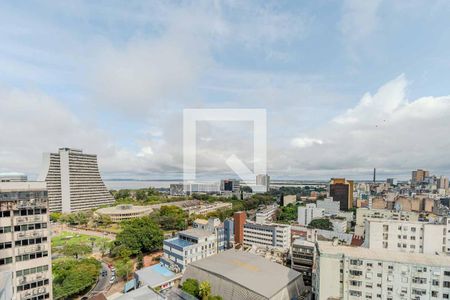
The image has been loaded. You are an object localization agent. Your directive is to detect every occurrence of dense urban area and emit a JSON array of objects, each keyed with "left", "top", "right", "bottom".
[{"left": 1, "top": 148, "right": 450, "bottom": 300}]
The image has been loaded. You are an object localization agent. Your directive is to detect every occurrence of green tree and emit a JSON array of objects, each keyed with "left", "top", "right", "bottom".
[
  {"left": 135, "top": 189, "right": 147, "bottom": 201},
  {"left": 308, "top": 218, "right": 333, "bottom": 230},
  {"left": 156, "top": 205, "right": 187, "bottom": 230},
  {"left": 98, "top": 240, "right": 111, "bottom": 257},
  {"left": 52, "top": 257, "right": 100, "bottom": 299},
  {"left": 94, "top": 214, "right": 112, "bottom": 227},
  {"left": 62, "top": 243, "right": 92, "bottom": 259},
  {"left": 114, "top": 217, "right": 163, "bottom": 255},
  {"left": 277, "top": 203, "right": 298, "bottom": 223},
  {"left": 111, "top": 244, "right": 132, "bottom": 259},
  {"left": 181, "top": 278, "right": 199, "bottom": 297},
  {"left": 199, "top": 281, "right": 211, "bottom": 300},
  {"left": 115, "top": 258, "right": 134, "bottom": 280},
  {"left": 50, "top": 212, "right": 62, "bottom": 222}
]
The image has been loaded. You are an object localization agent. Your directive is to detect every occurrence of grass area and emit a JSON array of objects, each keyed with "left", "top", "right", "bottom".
[
  {"left": 91, "top": 223, "right": 122, "bottom": 234},
  {"left": 52, "top": 231, "right": 109, "bottom": 248}
]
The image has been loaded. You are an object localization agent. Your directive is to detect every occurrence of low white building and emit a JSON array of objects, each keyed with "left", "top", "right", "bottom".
[
  {"left": 316, "top": 197, "right": 340, "bottom": 215},
  {"left": 255, "top": 204, "right": 278, "bottom": 224},
  {"left": 96, "top": 204, "right": 153, "bottom": 222},
  {"left": 243, "top": 221, "right": 291, "bottom": 249},
  {"left": 363, "top": 218, "right": 450, "bottom": 254},
  {"left": 298, "top": 204, "right": 324, "bottom": 226},
  {"left": 355, "top": 208, "right": 421, "bottom": 237},
  {"left": 330, "top": 217, "right": 348, "bottom": 233},
  {"left": 161, "top": 222, "right": 225, "bottom": 272},
  {"left": 315, "top": 240, "right": 450, "bottom": 300}
]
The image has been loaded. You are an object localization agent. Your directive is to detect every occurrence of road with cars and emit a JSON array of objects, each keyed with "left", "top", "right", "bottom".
[{"left": 83, "top": 262, "right": 114, "bottom": 299}]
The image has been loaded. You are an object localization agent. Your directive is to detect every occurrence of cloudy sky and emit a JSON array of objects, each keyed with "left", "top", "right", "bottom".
[{"left": 1, "top": 0, "right": 450, "bottom": 180}]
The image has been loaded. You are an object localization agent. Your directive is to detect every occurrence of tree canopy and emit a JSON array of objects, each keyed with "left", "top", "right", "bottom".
[
  {"left": 152, "top": 205, "right": 188, "bottom": 231},
  {"left": 308, "top": 218, "right": 333, "bottom": 230},
  {"left": 276, "top": 203, "right": 298, "bottom": 223},
  {"left": 114, "top": 216, "right": 163, "bottom": 255},
  {"left": 52, "top": 257, "right": 100, "bottom": 300},
  {"left": 181, "top": 278, "right": 199, "bottom": 297}
]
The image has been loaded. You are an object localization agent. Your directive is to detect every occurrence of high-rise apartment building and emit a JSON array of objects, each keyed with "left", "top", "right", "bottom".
[
  {"left": 38, "top": 148, "right": 114, "bottom": 212},
  {"left": 0, "top": 182, "right": 52, "bottom": 300},
  {"left": 412, "top": 169, "right": 429, "bottom": 184},
  {"left": 315, "top": 241, "right": 450, "bottom": 300},
  {"left": 363, "top": 218, "right": 450, "bottom": 254},
  {"left": 329, "top": 178, "right": 354, "bottom": 211},
  {"left": 233, "top": 211, "right": 246, "bottom": 244}
]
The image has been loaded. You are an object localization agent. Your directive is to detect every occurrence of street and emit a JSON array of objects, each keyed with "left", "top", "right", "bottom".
[{"left": 83, "top": 262, "right": 112, "bottom": 299}]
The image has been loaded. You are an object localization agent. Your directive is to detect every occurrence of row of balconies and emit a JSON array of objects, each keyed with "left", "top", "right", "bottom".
[
  {"left": 19, "top": 286, "right": 48, "bottom": 300},
  {"left": 14, "top": 216, "right": 45, "bottom": 225},
  {"left": 17, "top": 272, "right": 49, "bottom": 285},
  {"left": 16, "top": 244, "right": 47, "bottom": 255},
  {"left": 15, "top": 230, "right": 47, "bottom": 240}
]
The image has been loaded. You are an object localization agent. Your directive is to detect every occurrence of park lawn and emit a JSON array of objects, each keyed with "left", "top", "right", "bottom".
[{"left": 52, "top": 231, "right": 109, "bottom": 248}]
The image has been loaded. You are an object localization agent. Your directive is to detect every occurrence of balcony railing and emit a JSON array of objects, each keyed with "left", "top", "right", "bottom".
[{"left": 16, "top": 244, "right": 47, "bottom": 255}]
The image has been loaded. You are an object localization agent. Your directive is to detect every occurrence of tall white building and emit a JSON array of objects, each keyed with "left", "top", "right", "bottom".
[
  {"left": 298, "top": 204, "right": 324, "bottom": 226},
  {"left": 256, "top": 174, "right": 270, "bottom": 192},
  {"left": 0, "top": 182, "right": 52, "bottom": 300},
  {"left": 38, "top": 148, "right": 114, "bottom": 212},
  {"left": 363, "top": 218, "right": 450, "bottom": 254},
  {"left": 315, "top": 240, "right": 450, "bottom": 300}
]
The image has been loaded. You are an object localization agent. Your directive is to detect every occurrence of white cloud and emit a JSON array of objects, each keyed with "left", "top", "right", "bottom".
[
  {"left": 274, "top": 75, "right": 450, "bottom": 178},
  {"left": 291, "top": 137, "right": 324, "bottom": 149}
]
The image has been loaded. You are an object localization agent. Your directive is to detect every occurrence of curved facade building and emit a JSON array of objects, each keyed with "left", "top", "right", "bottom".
[
  {"left": 38, "top": 148, "right": 114, "bottom": 212},
  {"left": 96, "top": 205, "right": 153, "bottom": 222}
]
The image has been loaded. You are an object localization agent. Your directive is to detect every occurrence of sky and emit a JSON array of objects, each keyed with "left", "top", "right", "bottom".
[{"left": 1, "top": 0, "right": 450, "bottom": 181}]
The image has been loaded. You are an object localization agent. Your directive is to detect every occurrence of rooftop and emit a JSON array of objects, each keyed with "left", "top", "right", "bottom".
[
  {"left": 135, "top": 264, "right": 181, "bottom": 287},
  {"left": 193, "top": 218, "right": 208, "bottom": 225},
  {"left": 97, "top": 205, "right": 153, "bottom": 215},
  {"left": 318, "top": 241, "right": 450, "bottom": 266},
  {"left": 180, "top": 228, "right": 214, "bottom": 239},
  {"left": 109, "top": 286, "right": 159, "bottom": 300},
  {"left": 292, "top": 239, "right": 315, "bottom": 247},
  {"left": 186, "top": 249, "right": 302, "bottom": 299},
  {"left": 165, "top": 237, "right": 194, "bottom": 248},
  {"left": 0, "top": 181, "right": 47, "bottom": 192}
]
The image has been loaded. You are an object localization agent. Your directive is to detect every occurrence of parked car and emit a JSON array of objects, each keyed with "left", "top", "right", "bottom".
[{"left": 109, "top": 276, "right": 115, "bottom": 284}]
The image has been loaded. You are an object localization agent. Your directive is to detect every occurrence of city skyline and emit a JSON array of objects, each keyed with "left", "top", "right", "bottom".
[{"left": 2, "top": 1, "right": 450, "bottom": 180}]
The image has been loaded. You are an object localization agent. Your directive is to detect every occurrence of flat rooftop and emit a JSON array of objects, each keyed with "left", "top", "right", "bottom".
[
  {"left": 165, "top": 237, "right": 194, "bottom": 248},
  {"left": 180, "top": 228, "right": 213, "bottom": 239},
  {"left": 187, "top": 249, "right": 302, "bottom": 299},
  {"left": 0, "top": 181, "right": 46, "bottom": 192},
  {"left": 318, "top": 241, "right": 450, "bottom": 267},
  {"left": 97, "top": 205, "right": 153, "bottom": 215},
  {"left": 135, "top": 264, "right": 181, "bottom": 287}
]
